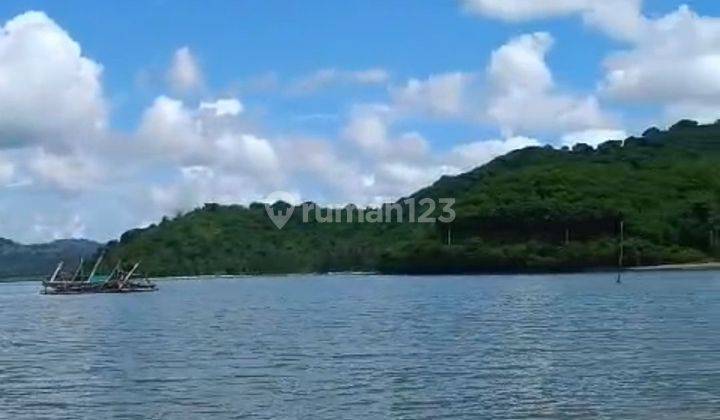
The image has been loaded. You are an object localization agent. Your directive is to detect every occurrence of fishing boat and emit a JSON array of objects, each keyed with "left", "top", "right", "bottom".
[{"left": 41, "top": 254, "right": 157, "bottom": 295}]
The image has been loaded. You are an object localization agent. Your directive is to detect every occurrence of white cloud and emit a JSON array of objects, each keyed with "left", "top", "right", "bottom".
[
  {"left": 274, "top": 137, "right": 366, "bottom": 203},
  {"left": 32, "top": 213, "right": 86, "bottom": 241},
  {"left": 168, "top": 46, "right": 203, "bottom": 93},
  {"left": 289, "top": 68, "right": 389, "bottom": 94},
  {"left": 0, "top": 11, "right": 106, "bottom": 149},
  {"left": 466, "top": 2, "right": 720, "bottom": 123},
  {"left": 664, "top": 102, "right": 720, "bottom": 125},
  {"left": 449, "top": 136, "right": 541, "bottom": 170},
  {"left": 561, "top": 129, "right": 628, "bottom": 147},
  {"left": 0, "top": 11, "right": 112, "bottom": 199},
  {"left": 486, "top": 32, "right": 615, "bottom": 135},
  {"left": 352, "top": 68, "right": 390, "bottom": 84},
  {"left": 28, "top": 150, "right": 103, "bottom": 192},
  {"left": 199, "top": 98, "right": 244, "bottom": 117},
  {"left": 462, "top": 0, "right": 645, "bottom": 41},
  {"left": 488, "top": 32, "right": 553, "bottom": 94},
  {"left": 147, "top": 167, "right": 275, "bottom": 217},
  {"left": 262, "top": 190, "right": 302, "bottom": 206},
  {"left": 462, "top": 0, "right": 587, "bottom": 20},
  {"left": 138, "top": 95, "right": 282, "bottom": 187},
  {"left": 340, "top": 105, "right": 431, "bottom": 163},
  {"left": 342, "top": 110, "right": 389, "bottom": 154},
  {"left": 375, "top": 162, "right": 438, "bottom": 191},
  {"left": 394, "top": 132, "right": 430, "bottom": 162},
  {"left": 0, "top": 9, "right": 645, "bottom": 243},
  {"left": 334, "top": 100, "right": 548, "bottom": 202},
  {"left": 0, "top": 156, "right": 14, "bottom": 185},
  {"left": 138, "top": 95, "right": 204, "bottom": 162},
  {"left": 489, "top": 93, "right": 610, "bottom": 136},
  {"left": 214, "top": 133, "right": 280, "bottom": 174},
  {"left": 600, "top": 6, "right": 720, "bottom": 110},
  {"left": 390, "top": 72, "right": 474, "bottom": 118}
]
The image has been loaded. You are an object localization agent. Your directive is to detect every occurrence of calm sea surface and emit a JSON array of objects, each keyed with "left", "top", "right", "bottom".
[{"left": 1, "top": 272, "right": 720, "bottom": 419}]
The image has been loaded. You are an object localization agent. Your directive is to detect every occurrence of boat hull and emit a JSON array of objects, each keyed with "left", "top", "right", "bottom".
[{"left": 41, "top": 282, "right": 157, "bottom": 295}]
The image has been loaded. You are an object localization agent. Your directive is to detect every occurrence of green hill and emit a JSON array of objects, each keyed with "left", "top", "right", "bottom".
[
  {"left": 0, "top": 238, "right": 101, "bottom": 280},
  {"left": 104, "top": 119, "right": 720, "bottom": 276}
]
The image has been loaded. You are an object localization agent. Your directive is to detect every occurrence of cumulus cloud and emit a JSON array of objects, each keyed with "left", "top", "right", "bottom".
[
  {"left": 147, "top": 166, "right": 280, "bottom": 218},
  {"left": 342, "top": 109, "right": 389, "bottom": 154},
  {"left": 600, "top": 6, "right": 720, "bottom": 116},
  {"left": 28, "top": 150, "right": 103, "bottom": 193},
  {"left": 273, "top": 137, "right": 366, "bottom": 203},
  {"left": 390, "top": 72, "right": 474, "bottom": 118},
  {"left": 488, "top": 33, "right": 553, "bottom": 94},
  {"left": 214, "top": 133, "right": 280, "bottom": 174},
  {"left": 0, "top": 10, "right": 114, "bottom": 200},
  {"left": 486, "top": 32, "right": 616, "bottom": 135},
  {"left": 137, "top": 85, "right": 544, "bottom": 213},
  {"left": 462, "top": 0, "right": 645, "bottom": 41},
  {"left": 32, "top": 213, "right": 87, "bottom": 241},
  {"left": 561, "top": 129, "right": 628, "bottom": 147},
  {"left": 289, "top": 68, "right": 389, "bottom": 95},
  {"left": 449, "top": 136, "right": 541, "bottom": 170},
  {"left": 138, "top": 95, "right": 283, "bottom": 193},
  {"left": 664, "top": 102, "right": 720, "bottom": 125},
  {"left": 0, "top": 11, "right": 106, "bottom": 149},
  {"left": 361, "top": 134, "right": 541, "bottom": 200},
  {"left": 199, "top": 98, "right": 244, "bottom": 117},
  {"left": 340, "top": 105, "right": 430, "bottom": 162},
  {"left": 374, "top": 162, "right": 442, "bottom": 192},
  {"left": 129, "top": 19, "right": 637, "bottom": 219},
  {"left": 0, "top": 9, "right": 646, "bottom": 243},
  {"left": 138, "top": 95, "right": 204, "bottom": 162},
  {"left": 334, "top": 100, "right": 550, "bottom": 201},
  {"left": 167, "top": 46, "right": 203, "bottom": 93},
  {"left": 596, "top": 4, "right": 720, "bottom": 123},
  {"left": 466, "top": 1, "right": 720, "bottom": 123},
  {"left": 386, "top": 32, "right": 621, "bottom": 136},
  {"left": 462, "top": 0, "right": 589, "bottom": 20}
]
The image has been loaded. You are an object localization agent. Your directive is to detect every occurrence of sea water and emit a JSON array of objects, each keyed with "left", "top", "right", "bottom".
[{"left": 1, "top": 272, "right": 719, "bottom": 419}]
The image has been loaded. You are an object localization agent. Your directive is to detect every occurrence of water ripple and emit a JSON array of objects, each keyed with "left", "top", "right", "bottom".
[{"left": 1, "top": 272, "right": 720, "bottom": 418}]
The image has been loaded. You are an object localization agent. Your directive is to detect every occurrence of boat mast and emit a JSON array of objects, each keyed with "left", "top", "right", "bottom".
[
  {"left": 617, "top": 220, "right": 624, "bottom": 284},
  {"left": 85, "top": 252, "right": 105, "bottom": 283},
  {"left": 49, "top": 261, "right": 64, "bottom": 283},
  {"left": 119, "top": 262, "right": 141, "bottom": 288},
  {"left": 102, "top": 261, "right": 122, "bottom": 286},
  {"left": 69, "top": 258, "right": 84, "bottom": 282}
]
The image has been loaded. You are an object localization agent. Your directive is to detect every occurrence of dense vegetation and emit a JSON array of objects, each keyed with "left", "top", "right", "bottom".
[
  {"left": 0, "top": 238, "right": 100, "bottom": 280},
  {"left": 105, "top": 120, "right": 720, "bottom": 276}
]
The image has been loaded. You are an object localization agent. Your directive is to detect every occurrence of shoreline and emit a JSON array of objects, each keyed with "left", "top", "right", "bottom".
[
  {"left": 3, "top": 263, "right": 720, "bottom": 284},
  {"left": 627, "top": 262, "right": 720, "bottom": 272}
]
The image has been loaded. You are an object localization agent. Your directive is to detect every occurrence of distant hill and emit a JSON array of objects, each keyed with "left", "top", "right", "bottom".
[
  {"left": 0, "top": 238, "right": 101, "bottom": 279},
  {"left": 104, "top": 119, "right": 720, "bottom": 275}
]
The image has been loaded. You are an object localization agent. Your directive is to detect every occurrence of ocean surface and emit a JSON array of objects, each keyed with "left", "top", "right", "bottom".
[{"left": 1, "top": 272, "right": 720, "bottom": 419}]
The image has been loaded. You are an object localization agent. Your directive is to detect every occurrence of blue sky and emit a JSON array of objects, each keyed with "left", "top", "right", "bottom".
[{"left": 0, "top": 0, "right": 719, "bottom": 243}]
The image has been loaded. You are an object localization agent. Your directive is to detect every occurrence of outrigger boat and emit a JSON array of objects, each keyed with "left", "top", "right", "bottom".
[{"left": 41, "top": 253, "right": 157, "bottom": 295}]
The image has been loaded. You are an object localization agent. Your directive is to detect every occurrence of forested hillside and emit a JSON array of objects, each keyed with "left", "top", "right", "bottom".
[
  {"left": 0, "top": 238, "right": 100, "bottom": 279},
  {"left": 105, "top": 120, "right": 720, "bottom": 275}
]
